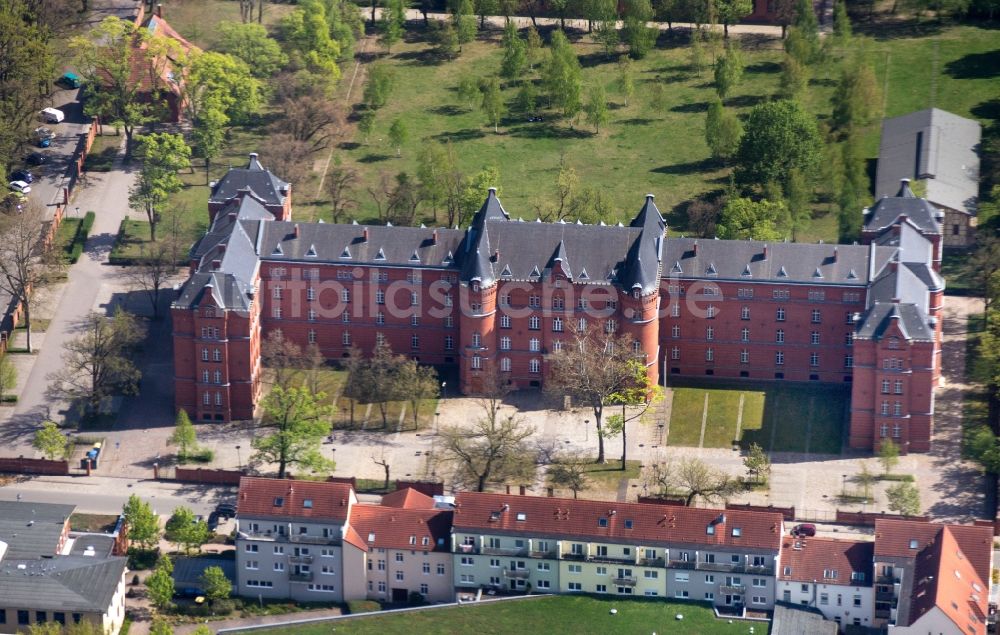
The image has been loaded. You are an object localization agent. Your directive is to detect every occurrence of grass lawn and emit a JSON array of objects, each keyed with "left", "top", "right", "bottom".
[
  {"left": 155, "top": 0, "right": 294, "bottom": 50},
  {"left": 667, "top": 378, "right": 848, "bottom": 454},
  {"left": 247, "top": 595, "right": 756, "bottom": 635},
  {"left": 68, "top": 513, "right": 118, "bottom": 533},
  {"left": 83, "top": 133, "right": 121, "bottom": 172},
  {"left": 582, "top": 459, "right": 642, "bottom": 489}
]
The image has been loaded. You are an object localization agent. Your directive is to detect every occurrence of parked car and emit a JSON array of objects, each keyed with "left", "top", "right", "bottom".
[
  {"left": 207, "top": 512, "right": 220, "bottom": 532},
  {"left": 215, "top": 502, "right": 236, "bottom": 518},
  {"left": 26, "top": 152, "right": 48, "bottom": 165},
  {"left": 8, "top": 181, "right": 31, "bottom": 194},
  {"left": 791, "top": 523, "right": 816, "bottom": 537},
  {"left": 40, "top": 107, "right": 64, "bottom": 123},
  {"left": 34, "top": 126, "right": 55, "bottom": 141},
  {"left": 58, "top": 72, "right": 81, "bottom": 89},
  {"left": 10, "top": 170, "right": 33, "bottom": 184}
]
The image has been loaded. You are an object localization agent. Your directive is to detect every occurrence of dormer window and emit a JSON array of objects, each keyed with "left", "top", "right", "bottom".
[
  {"left": 368, "top": 533, "right": 375, "bottom": 542},
  {"left": 624, "top": 520, "right": 633, "bottom": 529},
  {"left": 706, "top": 525, "right": 715, "bottom": 535},
  {"left": 303, "top": 499, "right": 313, "bottom": 509},
  {"left": 598, "top": 518, "right": 608, "bottom": 528},
  {"left": 409, "top": 536, "right": 416, "bottom": 545},
  {"left": 908, "top": 539, "right": 918, "bottom": 549},
  {"left": 516, "top": 513, "right": 526, "bottom": 521},
  {"left": 273, "top": 497, "right": 284, "bottom": 507},
  {"left": 472, "top": 282, "right": 480, "bottom": 292},
  {"left": 422, "top": 537, "right": 429, "bottom": 546},
  {"left": 732, "top": 527, "right": 742, "bottom": 537}
]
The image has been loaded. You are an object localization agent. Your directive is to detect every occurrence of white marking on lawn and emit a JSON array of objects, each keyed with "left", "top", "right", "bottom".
[
  {"left": 697, "top": 392, "right": 709, "bottom": 449},
  {"left": 734, "top": 393, "right": 746, "bottom": 443}
]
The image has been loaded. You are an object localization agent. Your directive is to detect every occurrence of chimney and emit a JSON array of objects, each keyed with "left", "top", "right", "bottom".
[
  {"left": 432, "top": 229, "right": 438, "bottom": 245},
  {"left": 249, "top": 152, "right": 258, "bottom": 162},
  {"left": 362, "top": 228, "right": 369, "bottom": 242},
  {"left": 832, "top": 246, "right": 838, "bottom": 262},
  {"left": 212, "top": 259, "right": 221, "bottom": 270},
  {"left": 293, "top": 224, "right": 300, "bottom": 238},
  {"left": 218, "top": 244, "right": 226, "bottom": 253},
  {"left": 762, "top": 245, "right": 768, "bottom": 261},
  {"left": 156, "top": 3, "right": 162, "bottom": 17},
  {"left": 494, "top": 249, "right": 500, "bottom": 261},
  {"left": 693, "top": 240, "right": 699, "bottom": 256},
  {"left": 227, "top": 212, "right": 237, "bottom": 222}
]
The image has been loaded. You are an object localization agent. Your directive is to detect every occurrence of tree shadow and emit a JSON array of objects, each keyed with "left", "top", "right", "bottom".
[
  {"left": 505, "top": 124, "right": 591, "bottom": 140},
  {"left": 578, "top": 51, "right": 617, "bottom": 68},
  {"left": 670, "top": 101, "right": 709, "bottom": 114},
  {"left": 853, "top": 18, "right": 944, "bottom": 40},
  {"left": 971, "top": 98, "right": 1000, "bottom": 121},
  {"left": 430, "top": 128, "right": 487, "bottom": 142},
  {"left": 395, "top": 49, "right": 449, "bottom": 66},
  {"left": 944, "top": 49, "right": 1000, "bottom": 79},
  {"left": 618, "top": 117, "right": 658, "bottom": 126},
  {"left": 358, "top": 153, "right": 393, "bottom": 163},
  {"left": 725, "top": 94, "right": 768, "bottom": 109},
  {"left": 426, "top": 104, "right": 468, "bottom": 116},
  {"left": 745, "top": 61, "right": 781, "bottom": 74},
  {"left": 809, "top": 77, "right": 838, "bottom": 87},
  {"left": 338, "top": 142, "right": 361, "bottom": 151},
  {"left": 650, "top": 157, "right": 718, "bottom": 175}
]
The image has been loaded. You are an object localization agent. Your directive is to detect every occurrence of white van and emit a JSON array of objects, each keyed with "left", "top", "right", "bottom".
[{"left": 40, "top": 108, "right": 65, "bottom": 124}]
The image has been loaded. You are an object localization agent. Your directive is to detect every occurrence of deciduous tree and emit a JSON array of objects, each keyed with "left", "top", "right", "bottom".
[
  {"left": 129, "top": 133, "right": 192, "bottom": 242},
  {"left": 451, "top": 0, "right": 477, "bottom": 51},
  {"left": 165, "top": 506, "right": 210, "bottom": 554},
  {"left": 46, "top": 310, "right": 144, "bottom": 417},
  {"left": 604, "top": 360, "right": 662, "bottom": 471},
  {"left": 33, "top": 420, "right": 69, "bottom": 460},
  {"left": 389, "top": 117, "right": 409, "bottom": 156},
  {"left": 584, "top": 84, "right": 610, "bottom": 133},
  {"left": 0, "top": 202, "right": 60, "bottom": 353},
  {"left": 743, "top": 442, "right": 771, "bottom": 484},
  {"left": 438, "top": 402, "right": 536, "bottom": 492},
  {"left": 705, "top": 97, "right": 742, "bottom": 161},
  {"left": 169, "top": 409, "right": 199, "bottom": 461},
  {"left": 217, "top": 22, "right": 288, "bottom": 78},
  {"left": 622, "top": 0, "right": 656, "bottom": 59},
  {"left": 717, "top": 197, "right": 787, "bottom": 240},
  {"left": 547, "top": 452, "right": 590, "bottom": 498},
  {"left": 379, "top": 0, "right": 405, "bottom": 53},
  {"left": 671, "top": 458, "right": 742, "bottom": 506},
  {"left": 713, "top": 41, "right": 744, "bottom": 99},
  {"left": 878, "top": 439, "right": 900, "bottom": 475},
  {"left": 542, "top": 30, "right": 583, "bottom": 120},
  {"left": 734, "top": 99, "right": 822, "bottom": 195},
  {"left": 886, "top": 481, "right": 921, "bottom": 516},
  {"left": 326, "top": 164, "right": 360, "bottom": 223},
  {"left": 617, "top": 56, "right": 635, "bottom": 107},
  {"left": 714, "top": 0, "right": 753, "bottom": 37},
  {"left": 500, "top": 22, "right": 527, "bottom": 79},
  {"left": 480, "top": 76, "right": 507, "bottom": 133},
  {"left": 146, "top": 556, "right": 175, "bottom": 610},
  {"left": 123, "top": 494, "right": 160, "bottom": 551},
  {"left": 200, "top": 565, "right": 232, "bottom": 602},
  {"left": 252, "top": 385, "right": 334, "bottom": 479}
]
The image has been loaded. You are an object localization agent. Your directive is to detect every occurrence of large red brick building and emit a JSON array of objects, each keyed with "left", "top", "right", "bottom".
[{"left": 172, "top": 157, "right": 944, "bottom": 453}]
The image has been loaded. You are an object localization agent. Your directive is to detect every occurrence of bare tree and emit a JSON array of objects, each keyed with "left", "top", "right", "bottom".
[
  {"left": 546, "top": 323, "right": 643, "bottom": 464},
  {"left": 302, "top": 342, "right": 325, "bottom": 396},
  {"left": 238, "top": 0, "right": 253, "bottom": 22},
  {"left": 275, "top": 90, "right": 344, "bottom": 151},
  {"left": 124, "top": 238, "right": 180, "bottom": 319},
  {"left": 262, "top": 330, "right": 303, "bottom": 389},
  {"left": 0, "top": 202, "right": 61, "bottom": 353},
  {"left": 398, "top": 358, "right": 439, "bottom": 430},
  {"left": 264, "top": 134, "right": 312, "bottom": 188},
  {"left": 46, "top": 310, "right": 144, "bottom": 417},
  {"left": 372, "top": 453, "right": 391, "bottom": 490},
  {"left": 326, "top": 165, "right": 359, "bottom": 223},
  {"left": 438, "top": 402, "right": 536, "bottom": 492},
  {"left": 546, "top": 451, "right": 590, "bottom": 498},
  {"left": 649, "top": 458, "right": 742, "bottom": 506},
  {"left": 367, "top": 172, "right": 395, "bottom": 224}
]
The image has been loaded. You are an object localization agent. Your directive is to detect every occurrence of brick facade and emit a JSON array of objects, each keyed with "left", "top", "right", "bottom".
[{"left": 172, "top": 164, "right": 945, "bottom": 455}]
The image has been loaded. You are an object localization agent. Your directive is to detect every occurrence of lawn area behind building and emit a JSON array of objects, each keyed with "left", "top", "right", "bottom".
[
  {"left": 246, "top": 595, "right": 760, "bottom": 635},
  {"left": 667, "top": 379, "right": 848, "bottom": 454}
]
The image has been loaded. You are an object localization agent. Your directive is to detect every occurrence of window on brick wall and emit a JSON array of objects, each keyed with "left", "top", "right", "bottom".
[
  {"left": 705, "top": 347, "right": 714, "bottom": 362},
  {"left": 811, "top": 332, "right": 820, "bottom": 345},
  {"left": 201, "top": 348, "right": 209, "bottom": 361},
  {"left": 500, "top": 337, "right": 511, "bottom": 350},
  {"left": 342, "top": 331, "right": 351, "bottom": 346},
  {"left": 500, "top": 358, "right": 511, "bottom": 372},
  {"left": 810, "top": 353, "right": 819, "bottom": 367},
  {"left": 776, "top": 307, "right": 785, "bottom": 321},
  {"left": 812, "top": 309, "right": 822, "bottom": 323},
  {"left": 553, "top": 317, "right": 563, "bottom": 332},
  {"left": 445, "top": 336, "right": 454, "bottom": 350},
  {"left": 529, "top": 316, "right": 540, "bottom": 330},
  {"left": 775, "top": 351, "right": 784, "bottom": 365},
  {"left": 411, "top": 335, "right": 419, "bottom": 349},
  {"left": 376, "top": 312, "right": 385, "bottom": 325},
  {"left": 741, "top": 328, "right": 750, "bottom": 342},
  {"left": 529, "top": 358, "right": 541, "bottom": 373},
  {"left": 776, "top": 330, "right": 784, "bottom": 343},
  {"left": 376, "top": 333, "right": 385, "bottom": 346},
  {"left": 471, "top": 356, "right": 482, "bottom": 370},
  {"left": 740, "top": 349, "right": 749, "bottom": 364},
  {"left": 213, "top": 349, "right": 221, "bottom": 362},
  {"left": 671, "top": 346, "right": 680, "bottom": 360},
  {"left": 529, "top": 338, "right": 540, "bottom": 352},
  {"left": 741, "top": 306, "right": 750, "bottom": 320},
  {"left": 500, "top": 315, "right": 511, "bottom": 328},
  {"left": 894, "top": 380, "right": 903, "bottom": 394},
  {"left": 308, "top": 330, "right": 316, "bottom": 344},
  {"left": 706, "top": 327, "right": 714, "bottom": 341}
]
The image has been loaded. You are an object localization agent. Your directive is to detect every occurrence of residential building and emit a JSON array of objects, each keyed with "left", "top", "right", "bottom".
[
  {"left": 343, "top": 488, "right": 454, "bottom": 603},
  {"left": 0, "top": 501, "right": 127, "bottom": 634},
  {"left": 451, "top": 492, "right": 783, "bottom": 610},
  {"left": 173, "top": 157, "right": 945, "bottom": 454},
  {"left": 234, "top": 477, "right": 357, "bottom": 602},
  {"left": 875, "top": 108, "right": 982, "bottom": 247},
  {"left": 872, "top": 519, "right": 992, "bottom": 634},
  {"left": 777, "top": 536, "right": 874, "bottom": 630}
]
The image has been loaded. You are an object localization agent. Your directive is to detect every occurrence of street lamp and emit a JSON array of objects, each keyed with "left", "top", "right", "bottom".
[
  {"left": 236, "top": 445, "right": 242, "bottom": 472},
  {"left": 441, "top": 381, "right": 447, "bottom": 397},
  {"left": 657, "top": 423, "right": 665, "bottom": 445},
  {"left": 75, "top": 206, "right": 80, "bottom": 219},
  {"left": 585, "top": 419, "right": 590, "bottom": 443},
  {"left": 841, "top": 473, "right": 847, "bottom": 498}
]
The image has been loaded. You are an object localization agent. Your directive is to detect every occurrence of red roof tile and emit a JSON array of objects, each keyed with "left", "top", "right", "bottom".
[
  {"left": 908, "top": 527, "right": 988, "bottom": 635},
  {"left": 380, "top": 488, "right": 435, "bottom": 510},
  {"left": 453, "top": 492, "right": 783, "bottom": 551},
  {"left": 237, "top": 477, "right": 354, "bottom": 522},
  {"left": 348, "top": 504, "right": 452, "bottom": 553},
  {"left": 778, "top": 537, "right": 874, "bottom": 586},
  {"left": 874, "top": 519, "right": 993, "bottom": 582}
]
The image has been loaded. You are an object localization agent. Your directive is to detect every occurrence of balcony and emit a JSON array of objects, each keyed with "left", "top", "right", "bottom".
[
  {"left": 668, "top": 560, "right": 696, "bottom": 570},
  {"left": 503, "top": 569, "right": 530, "bottom": 579},
  {"left": 289, "top": 572, "right": 313, "bottom": 582},
  {"left": 588, "top": 555, "right": 636, "bottom": 565},
  {"left": 288, "top": 534, "right": 338, "bottom": 546},
  {"left": 719, "top": 584, "right": 746, "bottom": 594},
  {"left": 612, "top": 577, "right": 637, "bottom": 586},
  {"left": 696, "top": 561, "right": 740, "bottom": 573},
  {"left": 529, "top": 550, "right": 555, "bottom": 559},
  {"left": 877, "top": 575, "right": 900, "bottom": 585},
  {"left": 637, "top": 557, "right": 665, "bottom": 567},
  {"left": 458, "top": 544, "right": 475, "bottom": 553},
  {"left": 744, "top": 564, "right": 775, "bottom": 576},
  {"left": 289, "top": 555, "right": 313, "bottom": 564},
  {"left": 874, "top": 609, "right": 891, "bottom": 620},
  {"left": 482, "top": 547, "right": 528, "bottom": 557},
  {"left": 561, "top": 552, "right": 587, "bottom": 561},
  {"left": 876, "top": 590, "right": 896, "bottom": 601}
]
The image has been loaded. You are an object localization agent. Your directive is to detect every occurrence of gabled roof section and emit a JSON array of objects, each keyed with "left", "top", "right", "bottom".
[
  {"left": 347, "top": 504, "right": 452, "bottom": 553},
  {"left": 0, "top": 555, "right": 127, "bottom": 613},
  {"left": 864, "top": 179, "right": 943, "bottom": 235},
  {"left": 876, "top": 108, "right": 981, "bottom": 215},
  {"left": 470, "top": 187, "right": 509, "bottom": 225},
  {"left": 453, "top": 492, "right": 783, "bottom": 551},
  {"left": 380, "top": 488, "right": 436, "bottom": 510},
  {"left": 549, "top": 240, "right": 572, "bottom": 279},
  {"left": 778, "top": 536, "right": 874, "bottom": 586},
  {"left": 237, "top": 477, "right": 355, "bottom": 523},
  {"left": 209, "top": 153, "right": 290, "bottom": 208},
  {"left": 873, "top": 519, "right": 993, "bottom": 584},
  {"left": 908, "top": 527, "right": 988, "bottom": 634}
]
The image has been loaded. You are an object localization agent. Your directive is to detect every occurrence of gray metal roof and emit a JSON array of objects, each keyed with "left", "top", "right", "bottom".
[
  {"left": 172, "top": 555, "right": 235, "bottom": 588},
  {"left": 0, "top": 555, "right": 126, "bottom": 613},
  {"left": 663, "top": 238, "right": 892, "bottom": 286},
  {"left": 68, "top": 534, "right": 116, "bottom": 558},
  {"left": 772, "top": 602, "right": 839, "bottom": 635},
  {"left": 209, "top": 153, "right": 290, "bottom": 208},
  {"left": 876, "top": 108, "right": 981, "bottom": 215},
  {"left": 864, "top": 180, "right": 943, "bottom": 235},
  {"left": 0, "top": 501, "right": 73, "bottom": 559},
  {"left": 856, "top": 301, "right": 935, "bottom": 342}
]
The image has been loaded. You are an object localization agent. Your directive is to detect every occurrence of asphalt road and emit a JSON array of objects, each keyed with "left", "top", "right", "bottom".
[{"left": 14, "top": 85, "right": 92, "bottom": 212}]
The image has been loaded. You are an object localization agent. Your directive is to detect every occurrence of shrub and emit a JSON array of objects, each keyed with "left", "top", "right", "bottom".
[
  {"left": 80, "top": 211, "right": 96, "bottom": 236},
  {"left": 212, "top": 599, "right": 237, "bottom": 614},
  {"left": 346, "top": 600, "right": 381, "bottom": 614},
  {"left": 68, "top": 242, "right": 84, "bottom": 264},
  {"left": 126, "top": 547, "right": 159, "bottom": 570},
  {"left": 185, "top": 447, "right": 214, "bottom": 464}
]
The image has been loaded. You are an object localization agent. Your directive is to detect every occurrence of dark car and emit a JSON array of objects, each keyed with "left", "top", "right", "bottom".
[
  {"left": 26, "top": 152, "right": 48, "bottom": 166},
  {"left": 10, "top": 170, "right": 33, "bottom": 184},
  {"left": 175, "top": 587, "right": 204, "bottom": 599},
  {"left": 207, "top": 512, "right": 220, "bottom": 532},
  {"left": 215, "top": 502, "right": 236, "bottom": 518},
  {"left": 791, "top": 523, "right": 817, "bottom": 537}
]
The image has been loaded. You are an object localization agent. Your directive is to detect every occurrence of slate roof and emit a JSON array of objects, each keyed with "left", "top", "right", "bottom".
[
  {"left": 258, "top": 221, "right": 466, "bottom": 268},
  {"left": 855, "top": 302, "right": 935, "bottom": 342},
  {"left": 907, "top": 527, "right": 988, "bottom": 634},
  {"left": 864, "top": 180, "right": 944, "bottom": 235},
  {"left": 778, "top": 536, "right": 874, "bottom": 586},
  {"left": 347, "top": 504, "right": 453, "bottom": 553},
  {"left": 0, "top": 554, "right": 126, "bottom": 613},
  {"left": 453, "top": 492, "right": 783, "bottom": 552},
  {"left": 237, "top": 477, "right": 354, "bottom": 523},
  {"left": 663, "top": 238, "right": 891, "bottom": 286},
  {"left": 873, "top": 519, "right": 993, "bottom": 584},
  {"left": 209, "top": 153, "right": 290, "bottom": 208},
  {"left": 876, "top": 108, "right": 981, "bottom": 215},
  {"left": 0, "top": 500, "right": 72, "bottom": 559}
]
